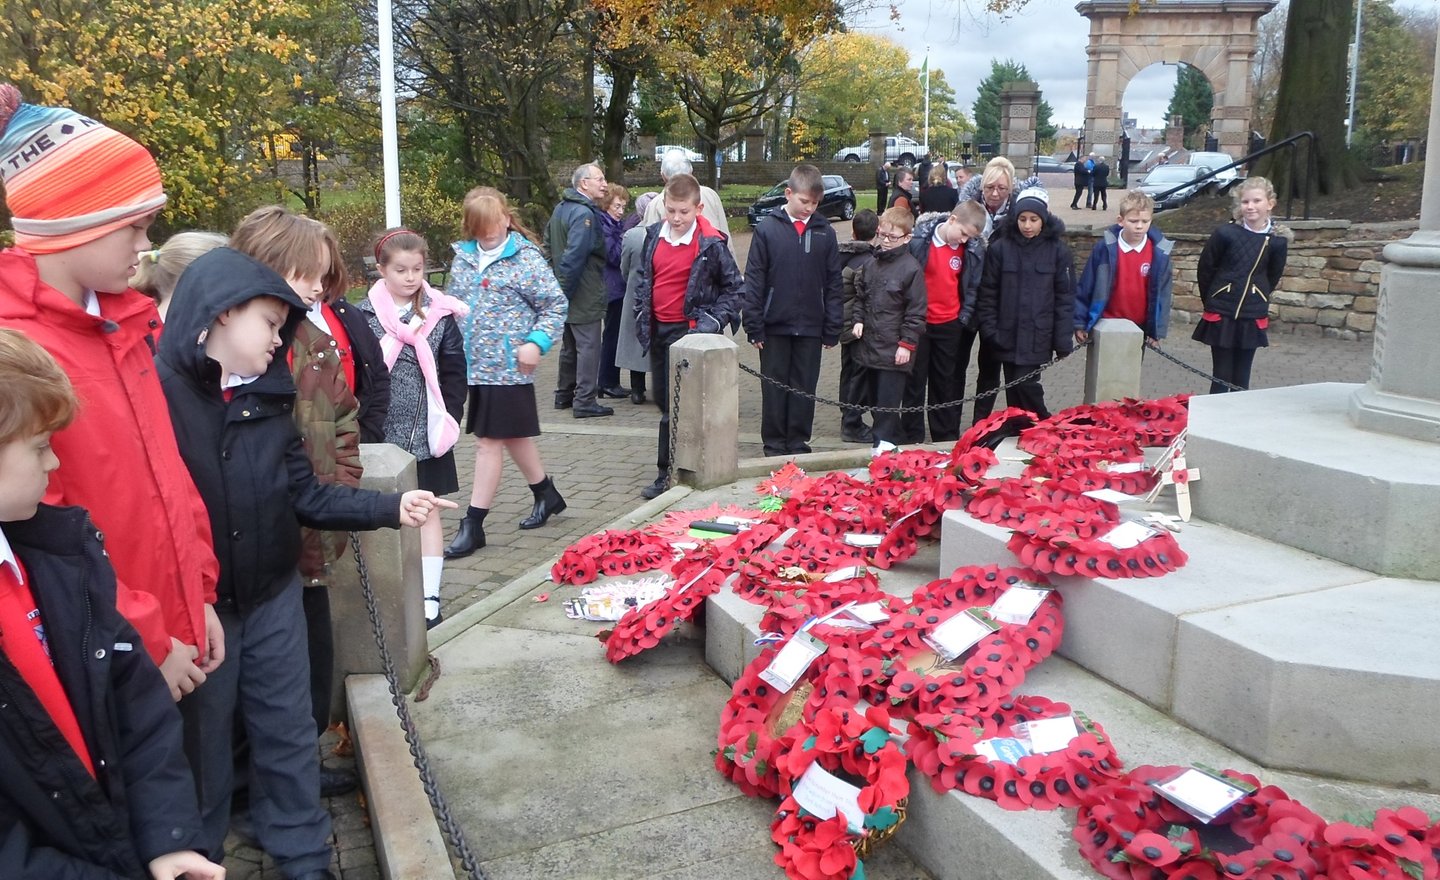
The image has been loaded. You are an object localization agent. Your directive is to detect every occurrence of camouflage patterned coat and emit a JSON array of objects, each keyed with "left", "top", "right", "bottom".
[{"left": 290, "top": 317, "right": 363, "bottom": 586}]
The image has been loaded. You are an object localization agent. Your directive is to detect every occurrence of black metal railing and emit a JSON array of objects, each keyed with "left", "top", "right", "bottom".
[{"left": 1152, "top": 131, "right": 1316, "bottom": 220}]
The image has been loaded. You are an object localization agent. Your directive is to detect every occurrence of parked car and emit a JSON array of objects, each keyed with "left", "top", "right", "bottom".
[
  {"left": 832, "top": 135, "right": 925, "bottom": 166},
  {"left": 747, "top": 175, "right": 857, "bottom": 226},
  {"left": 1034, "top": 156, "right": 1073, "bottom": 174},
  {"left": 655, "top": 144, "right": 705, "bottom": 163},
  {"left": 1135, "top": 164, "right": 1213, "bottom": 211},
  {"left": 1183, "top": 151, "right": 1243, "bottom": 193}
]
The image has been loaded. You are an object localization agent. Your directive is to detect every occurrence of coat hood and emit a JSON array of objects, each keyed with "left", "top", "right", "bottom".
[
  {"left": 158, "top": 246, "right": 307, "bottom": 389},
  {"left": 838, "top": 239, "right": 874, "bottom": 256}
]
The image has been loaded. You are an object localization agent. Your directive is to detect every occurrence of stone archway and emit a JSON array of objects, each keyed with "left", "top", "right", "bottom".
[{"left": 1075, "top": 0, "right": 1276, "bottom": 159}]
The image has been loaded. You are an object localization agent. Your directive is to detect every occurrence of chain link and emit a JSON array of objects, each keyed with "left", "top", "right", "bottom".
[
  {"left": 736, "top": 351, "right": 1071, "bottom": 414},
  {"left": 349, "top": 532, "right": 488, "bottom": 880},
  {"left": 1142, "top": 340, "right": 1246, "bottom": 392},
  {"left": 663, "top": 357, "right": 687, "bottom": 488}
]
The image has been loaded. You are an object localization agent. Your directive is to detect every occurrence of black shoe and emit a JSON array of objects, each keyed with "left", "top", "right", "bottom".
[
  {"left": 520, "top": 479, "right": 566, "bottom": 529},
  {"left": 639, "top": 473, "right": 669, "bottom": 500},
  {"left": 630, "top": 389, "right": 647, "bottom": 405},
  {"left": 598, "top": 385, "right": 628, "bottom": 399},
  {"left": 320, "top": 766, "right": 358, "bottom": 799},
  {"left": 443, "top": 517, "right": 486, "bottom": 558},
  {"left": 425, "top": 598, "right": 444, "bottom": 630},
  {"left": 554, "top": 393, "right": 573, "bottom": 410},
  {"left": 841, "top": 428, "right": 874, "bottom": 444},
  {"left": 572, "top": 402, "right": 614, "bottom": 418}
]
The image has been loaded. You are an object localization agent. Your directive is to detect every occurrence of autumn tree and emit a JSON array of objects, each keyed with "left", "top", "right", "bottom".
[
  {"left": 1250, "top": 2, "right": 1287, "bottom": 138},
  {"left": 972, "top": 59, "right": 1056, "bottom": 151},
  {"left": 1, "top": 0, "right": 307, "bottom": 228},
  {"left": 1165, "top": 64, "right": 1215, "bottom": 148},
  {"left": 1354, "top": 0, "right": 1433, "bottom": 149}
]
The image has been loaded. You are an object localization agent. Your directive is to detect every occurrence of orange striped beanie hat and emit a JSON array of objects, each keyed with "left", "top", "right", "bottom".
[{"left": 0, "top": 84, "right": 166, "bottom": 254}]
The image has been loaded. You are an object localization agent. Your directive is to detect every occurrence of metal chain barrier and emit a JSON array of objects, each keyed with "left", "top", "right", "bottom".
[
  {"left": 348, "top": 531, "right": 488, "bottom": 880},
  {"left": 1142, "top": 340, "right": 1246, "bottom": 392},
  {"left": 663, "top": 357, "right": 688, "bottom": 487},
  {"left": 735, "top": 351, "right": 1071, "bottom": 414}
]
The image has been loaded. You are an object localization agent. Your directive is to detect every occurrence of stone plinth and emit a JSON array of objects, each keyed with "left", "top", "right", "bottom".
[
  {"left": 329, "top": 442, "right": 427, "bottom": 722},
  {"left": 1188, "top": 383, "right": 1440, "bottom": 579},
  {"left": 999, "top": 82, "right": 1040, "bottom": 177},
  {"left": 1349, "top": 234, "right": 1440, "bottom": 439},
  {"left": 1083, "top": 318, "right": 1143, "bottom": 403},
  {"left": 670, "top": 334, "right": 740, "bottom": 489}
]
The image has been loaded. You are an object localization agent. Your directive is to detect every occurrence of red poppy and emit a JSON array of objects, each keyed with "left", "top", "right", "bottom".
[{"left": 1124, "top": 831, "right": 1183, "bottom": 866}]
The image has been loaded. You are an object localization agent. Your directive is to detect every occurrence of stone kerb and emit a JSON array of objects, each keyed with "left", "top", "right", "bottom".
[
  {"left": 328, "top": 442, "right": 428, "bottom": 723},
  {"left": 670, "top": 334, "right": 740, "bottom": 489}
]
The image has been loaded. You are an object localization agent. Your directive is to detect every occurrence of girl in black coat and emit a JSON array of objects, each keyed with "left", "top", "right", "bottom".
[
  {"left": 1191, "top": 177, "right": 1288, "bottom": 393},
  {"left": 976, "top": 188, "right": 1075, "bottom": 420}
]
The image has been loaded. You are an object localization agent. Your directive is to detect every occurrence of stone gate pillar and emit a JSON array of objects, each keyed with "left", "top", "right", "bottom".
[{"left": 999, "top": 82, "right": 1040, "bottom": 176}]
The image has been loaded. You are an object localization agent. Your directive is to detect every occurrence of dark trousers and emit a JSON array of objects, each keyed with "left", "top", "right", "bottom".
[
  {"left": 838, "top": 343, "right": 870, "bottom": 436},
  {"left": 963, "top": 328, "right": 1004, "bottom": 424},
  {"left": 650, "top": 320, "right": 690, "bottom": 470},
  {"left": 758, "top": 334, "right": 823, "bottom": 455},
  {"left": 303, "top": 586, "right": 333, "bottom": 736},
  {"left": 556, "top": 320, "right": 603, "bottom": 406},
  {"left": 1002, "top": 361, "right": 1050, "bottom": 420},
  {"left": 1071, "top": 183, "right": 1088, "bottom": 209},
  {"left": 182, "top": 581, "right": 332, "bottom": 876},
  {"left": 902, "top": 319, "right": 963, "bottom": 443},
  {"left": 869, "top": 368, "right": 908, "bottom": 446},
  {"left": 1093, "top": 185, "right": 1108, "bottom": 211},
  {"left": 601, "top": 298, "right": 624, "bottom": 389},
  {"left": 1209, "top": 346, "right": 1257, "bottom": 393}
]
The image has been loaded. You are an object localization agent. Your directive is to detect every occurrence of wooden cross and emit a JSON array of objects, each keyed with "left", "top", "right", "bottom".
[
  {"left": 1142, "top": 512, "right": 1184, "bottom": 533},
  {"left": 1148, "top": 454, "right": 1201, "bottom": 521}
]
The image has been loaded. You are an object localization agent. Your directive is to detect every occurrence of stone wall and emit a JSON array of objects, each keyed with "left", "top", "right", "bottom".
[{"left": 1065, "top": 220, "right": 1416, "bottom": 341}]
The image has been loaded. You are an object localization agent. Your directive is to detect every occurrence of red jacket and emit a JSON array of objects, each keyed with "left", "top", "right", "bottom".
[{"left": 0, "top": 248, "right": 218, "bottom": 663}]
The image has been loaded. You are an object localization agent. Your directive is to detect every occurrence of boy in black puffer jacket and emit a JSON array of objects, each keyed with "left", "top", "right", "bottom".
[
  {"left": 976, "top": 188, "right": 1075, "bottom": 420},
  {"left": 848, "top": 207, "right": 927, "bottom": 449},
  {"left": 837, "top": 209, "right": 879, "bottom": 444}
]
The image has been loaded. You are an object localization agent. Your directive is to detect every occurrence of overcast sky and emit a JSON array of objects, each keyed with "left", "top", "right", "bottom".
[{"left": 850, "top": 0, "right": 1434, "bottom": 133}]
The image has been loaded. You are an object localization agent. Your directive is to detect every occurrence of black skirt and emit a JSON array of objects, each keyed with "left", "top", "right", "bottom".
[
  {"left": 464, "top": 384, "right": 541, "bottom": 439},
  {"left": 1191, "top": 315, "right": 1268, "bottom": 350},
  {"left": 415, "top": 451, "right": 459, "bottom": 496}
]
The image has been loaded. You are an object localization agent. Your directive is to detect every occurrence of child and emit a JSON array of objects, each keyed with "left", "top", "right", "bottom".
[
  {"left": 156, "top": 246, "right": 453, "bottom": 878},
  {"left": 1075, "top": 189, "right": 1174, "bottom": 346},
  {"left": 741, "top": 164, "right": 843, "bottom": 456},
  {"left": 632, "top": 173, "right": 744, "bottom": 499},
  {"left": 1191, "top": 176, "right": 1288, "bottom": 393},
  {"left": 902, "top": 200, "right": 989, "bottom": 442},
  {"left": 976, "top": 187, "right": 1075, "bottom": 420},
  {"left": 358, "top": 228, "right": 469, "bottom": 628},
  {"left": 838, "top": 209, "right": 879, "bottom": 444},
  {"left": 132, "top": 232, "right": 229, "bottom": 321},
  {"left": 848, "top": 207, "right": 927, "bottom": 449},
  {"left": 444, "top": 187, "right": 570, "bottom": 559},
  {"left": 0, "top": 329, "right": 225, "bottom": 880},
  {"left": 0, "top": 83, "right": 220, "bottom": 704},
  {"left": 229, "top": 206, "right": 389, "bottom": 796}
]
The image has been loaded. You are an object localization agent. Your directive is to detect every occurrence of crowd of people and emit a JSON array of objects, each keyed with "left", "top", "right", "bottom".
[{"left": 0, "top": 77, "right": 1287, "bottom": 880}]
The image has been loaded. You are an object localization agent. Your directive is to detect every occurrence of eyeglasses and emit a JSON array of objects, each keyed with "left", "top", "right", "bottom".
[
  {"left": 984, "top": 183, "right": 1010, "bottom": 193},
  {"left": 876, "top": 232, "right": 911, "bottom": 242}
]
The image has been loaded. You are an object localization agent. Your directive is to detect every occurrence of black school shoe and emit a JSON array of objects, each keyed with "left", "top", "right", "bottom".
[
  {"left": 320, "top": 766, "right": 358, "bottom": 798},
  {"left": 598, "top": 385, "right": 629, "bottom": 399},
  {"left": 631, "top": 388, "right": 648, "bottom": 405}
]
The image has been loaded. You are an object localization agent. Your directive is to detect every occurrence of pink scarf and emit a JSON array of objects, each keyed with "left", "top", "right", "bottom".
[{"left": 366, "top": 279, "right": 470, "bottom": 457}]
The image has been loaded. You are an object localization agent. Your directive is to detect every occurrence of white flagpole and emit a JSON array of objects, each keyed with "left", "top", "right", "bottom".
[
  {"left": 379, "top": 0, "right": 401, "bottom": 226},
  {"left": 923, "top": 47, "right": 931, "bottom": 152}
]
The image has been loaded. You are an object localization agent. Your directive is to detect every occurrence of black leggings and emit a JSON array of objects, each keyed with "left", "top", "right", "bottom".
[{"left": 1209, "top": 346, "right": 1257, "bottom": 393}]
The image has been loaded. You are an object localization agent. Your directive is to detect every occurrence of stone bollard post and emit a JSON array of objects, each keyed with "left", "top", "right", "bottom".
[
  {"left": 328, "top": 443, "right": 427, "bottom": 722},
  {"left": 1083, "top": 318, "right": 1144, "bottom": 403},
  {"left": 670, "top": 334, "right": 740, "bottom": 488}
]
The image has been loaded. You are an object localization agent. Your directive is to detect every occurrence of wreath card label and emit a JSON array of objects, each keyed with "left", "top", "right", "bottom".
[
  {"left": 793, "top": 762, "right": 866, "bottom": 834},
  {"left": 1150, "top": 765, "right": 1255, "bottom": 823},
  {"left": 761, "top": 631, "right": 829, "bottom": 692},
  {"left": 922, "top": 608, "right": 1000, "bottom": 661},
  {"left": 989, "top": 585, "right": 1054, "bottom": 625}
]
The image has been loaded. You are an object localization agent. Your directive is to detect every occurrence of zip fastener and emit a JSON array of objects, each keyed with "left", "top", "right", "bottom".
[{"left": 1233, "top": 235, "right": 1270, "bottom": 320}]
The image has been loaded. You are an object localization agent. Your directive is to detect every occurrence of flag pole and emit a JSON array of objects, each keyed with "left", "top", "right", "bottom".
[
  {"left": 923, "top": 47, "right": 931, "bottom": 153},
  {"left": 378, "top": 0, "right": 401, "bottom": 226}
]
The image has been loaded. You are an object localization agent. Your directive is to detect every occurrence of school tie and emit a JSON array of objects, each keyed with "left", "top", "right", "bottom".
[{"left": 793, "top": 220, "right": 806, "bottom": 237}]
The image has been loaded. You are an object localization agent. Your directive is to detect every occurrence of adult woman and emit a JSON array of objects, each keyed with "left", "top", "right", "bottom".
[
  {"left": 598, "top": 184, "right": 644, "bottom": 401},
  {"left": 957, "top": 156, "right": 1043, "bottom": 240},
  {"left": 918, "top": 164, "right": 959, "bottom": 213}
]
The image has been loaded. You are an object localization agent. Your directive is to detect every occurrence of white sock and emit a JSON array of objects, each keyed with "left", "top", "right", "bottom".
[{"left": 423, "top": 556, "right": 443, "bottom": 618}]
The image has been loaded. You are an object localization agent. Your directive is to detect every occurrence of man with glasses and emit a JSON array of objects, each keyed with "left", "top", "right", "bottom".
[{"left": 547, "top": 163, "right": 614, "bottom": 417}]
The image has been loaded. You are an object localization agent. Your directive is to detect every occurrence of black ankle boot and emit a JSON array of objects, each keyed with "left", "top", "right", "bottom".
[
  {"left": 519, "top": 478, "right": 566, "bottom": 530},
  {"left": 444, "top": 510, "right": 487, "bottom": 558}
]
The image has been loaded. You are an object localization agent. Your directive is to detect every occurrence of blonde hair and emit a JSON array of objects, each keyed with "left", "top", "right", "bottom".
[
  {"left": 927, "top": 165, "right": 948, "bottom": 187},
  {"left": 231, "top": 206, "right": 349, "bottom": 303},
  {"left": 132, "top": 231, "right": 228, "bottom": 315},
  {"left": 1231, "top": 176, "right": 1278, "bottom": 220},
  {"left": 603, "top": 183, "right": 630, "bottom": 212},
  {"left": 951, "top": 200, "right": 985, "bottom": 229},
  {"left": 980, "top": 156, "right": 1016, "bottom": 191},
  {"left": 462, "top": 186, "right": 540, "bottom": 245},
  {"left": 0, "top": 329, "right": 76, "bottom": 444},
  {"left": 878, "top": 206, "right": 915, "bottom": 235},
  {"left": 1117, "top": 190, "right": 1155, "bottom": 217}
]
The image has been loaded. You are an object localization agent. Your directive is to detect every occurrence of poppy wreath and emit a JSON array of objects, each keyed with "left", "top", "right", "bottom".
[
  {"left": 770, "top": 704, "right": 911, "bottom": 880},
  {"left": 643, "top": 502, "right": 772, "bottom": 542},
  {"left": 1023, "top": 455, "right": 1158, "bottom": 497},
  {"left": 1318, "top": 807, "right": 1439, "bottom": 880},
  {"left": 965, "top": 477, "right": 1119, "bottom": 533},
  {"left": 602, "top": 552, "right": 732, "bottom": 663},
  {"left": 716, "top": 648, "right": 826, "bottom": 799},
  {"left": 1073, "top": 764, "right": 1331, "bottom": 880},
  {"left": 881, "top": 635, "right": 1026, "bottom": 717},
  {"left": 902, "top": 694, "right": 1122, "bottom": 810},
  {"left": 1006, "top": 517, "right": 1188, "bottom": 580},
  {"left": 732, "top": 540, "right": 871, "bottom": 612},
  {"left": 1109, "top": 395, "right": 1190, "bottom": 448},
  {"left": 756, "top": 572, "right": 890, "bottom": 643},
  {"left": 550, "top": 529, "right": 673, "bottom": 585},
  {"left": 908, "top": 564, "right": 1065, "bottom": 670}
]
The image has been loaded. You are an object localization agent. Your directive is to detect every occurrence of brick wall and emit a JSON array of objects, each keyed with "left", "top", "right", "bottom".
[{"left": 1064, "top": 220, "right": 1415, "bottom": 341}]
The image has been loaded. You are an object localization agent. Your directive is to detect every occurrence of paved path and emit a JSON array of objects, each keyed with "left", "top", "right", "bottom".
[{"left": 227, "top": 217, "right": 1373, "bottom": 879}]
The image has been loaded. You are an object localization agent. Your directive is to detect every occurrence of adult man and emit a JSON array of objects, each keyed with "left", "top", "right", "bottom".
[
  {"left": 547, "top": 163, "right": 613, "bottom": 417},
  {"left": 641, "top": 149, "right": 731, "bottom": 240},
  {"left": 1091, "top": 155, "right": 1110, "bottom": 211}
]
